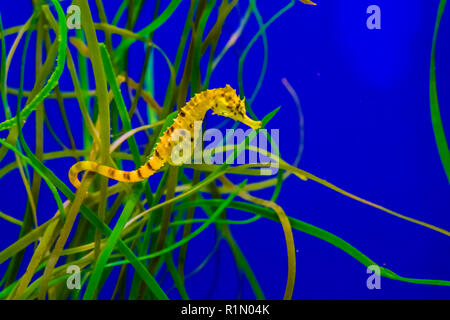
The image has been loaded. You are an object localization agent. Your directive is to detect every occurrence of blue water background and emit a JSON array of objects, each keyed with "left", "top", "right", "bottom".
[{"left": 0, "top": 0, "right": 449, "bottom": 299}]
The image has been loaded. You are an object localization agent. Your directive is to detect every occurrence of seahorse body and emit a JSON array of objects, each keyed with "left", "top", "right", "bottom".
[{"left": 68, "top": 85, "right": 261, "bottom": 188}]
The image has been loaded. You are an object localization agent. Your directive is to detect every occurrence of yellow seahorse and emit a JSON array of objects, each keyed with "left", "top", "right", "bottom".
[{"left": 68, "top": 85, "right": 261, "bottom": 188}]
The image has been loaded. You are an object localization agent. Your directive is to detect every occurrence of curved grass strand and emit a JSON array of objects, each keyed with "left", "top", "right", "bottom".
[
  {"left": 238, "top": 0, "right": 295, "bottom": 117},
  {"left": 212, "top": 5, "right": 252, "bottom": 71},
  {"left": 430, "top": 0, "right": 450, "bottom": 183},
  {"left": 218, "top": 175, "right": 295, "bottom": 300},
  {"left": 191, "top": 0, "right": 216, "bottom": 93},
  {"left": 0, "top": 210, "right": 22, "bottom": 227},
  {"left": 0, "top": 13, "right": 11, "bottom": 119},
  {"left": 193, "top": 145, "right": 450, "bottom": 240},
  {"left": 99, "top": 44, "right": 141, "bottom": 165},
  {"left": 112, "top": 1, "right": 128, "bottom": 26},
  {"left": 0, "top": 0, "right": 67, "bottom": 132},
  {"left": 247, "top": 0, "right": 269, "bottom": 105},
  {"left": 177, "top": 199, "right": 450, "bottom": 288}
]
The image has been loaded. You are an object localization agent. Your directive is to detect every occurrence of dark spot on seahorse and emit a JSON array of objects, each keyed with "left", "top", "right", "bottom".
[
  {"left": 155, "top": 149, "right": 162, "bottom": 159},
  {"left": 189, "top": 123, "right": 193, "bottom": 128},
  {"left": 180, "top": 111, "right": 186, "bottom": 117},
  {"left": 123, "top": 172, "right": 130, "bottom": 180},
  {"left": 169, "top": 126, "right": 174, "bottom": 133},
  {"left": 137, "top": 169, "right": 143, "bottom": 179},
  {"left": 108, "top": 168, "right": 115, "bottom": 177},
  {"left": 146, "top": 162, "right": 153, "bottom": 170}
]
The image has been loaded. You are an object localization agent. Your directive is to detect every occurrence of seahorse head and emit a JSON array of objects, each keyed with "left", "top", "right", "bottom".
[{"left": 211, "top": 85, "right": 262, "bottom": 130}]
